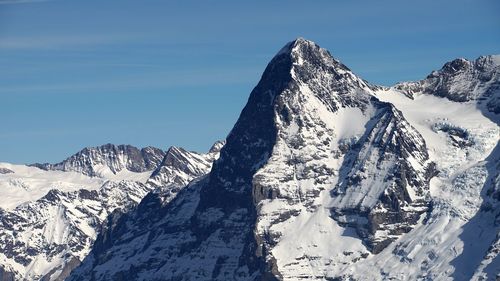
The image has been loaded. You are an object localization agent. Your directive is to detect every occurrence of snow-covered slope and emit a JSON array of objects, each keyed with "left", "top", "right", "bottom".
[
  {"left": 147, "top": 141, "right": 224, "bottom": 202},
  {"left": 0, "top": 163, "right": 105, "bottom": 210},
  {"left": 64, "top": 39, "right": 500, "bottom": 281},
  {"left": 0, "top": 143, "right": 221, "bottom": 281},
  {"left": 0, "top": 180, "right": 151, "bottom": 281},
  {"left": 364, "top": 86, "right": 499, "bottom": 280},
  {"left": 2, "top": 38, "right": 498, "bottom": 281}
]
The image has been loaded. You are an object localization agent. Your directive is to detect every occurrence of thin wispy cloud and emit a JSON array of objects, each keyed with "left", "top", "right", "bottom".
[
  {"left": 0, "top": 34, "right": 140, "bottom": 50},
  {"left": 0, "top": 0, "right": 51, "bottom": 4}
]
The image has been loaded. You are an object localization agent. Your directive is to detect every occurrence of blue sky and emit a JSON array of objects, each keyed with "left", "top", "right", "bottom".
[{"left": 1, "top": 0, "right": 499, "bottom": 164}]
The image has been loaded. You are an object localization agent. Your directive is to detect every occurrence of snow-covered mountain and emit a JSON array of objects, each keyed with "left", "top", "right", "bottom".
[
  {"left": 394, "top": 55, "right": 500, "bottom": 115},
  {"left": 64, "top": 39, "right": 499, "bottom": 280},
  {"left": 147, "top": 141, "right": 225, "bottom": 202},
  {"left": 0, "top": 143, "right": 222, "bottom": 281},
  {"left": 31, "top": 144, "right": 166, "bottom": 178},
  {"left": 1, "top": 38, "right": 498, "bottom": 281}
]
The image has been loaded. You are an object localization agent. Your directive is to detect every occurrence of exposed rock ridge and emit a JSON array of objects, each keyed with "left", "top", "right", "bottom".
[
  {"left": 67, "top": 38, "right": 435, "bottom": 281},
  {"left": 31, "top": 144, "right": 165, "bottom": 177}
]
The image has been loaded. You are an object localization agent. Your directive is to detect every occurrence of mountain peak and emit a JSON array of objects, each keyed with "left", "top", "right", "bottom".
[
  {"left": 439, "top": 57, "right": 473, "bottom": 75},
  {"left": 276, "top": 37, "right": 310, "bottom": 55},
  {"left": 397, "top": 54, "right": 500, "bottom": 111},
  {"left": 289, "top": 37, "right": 317, "bottom": 50},
  {"left": 428, "top": 55, "right": 500, "bottom": 79},
  {"left": 275, "top": 37, "right": 334, "bottom": 64},
  {"left": 475, "top": 54, "right": 500, "bottom": 71},
  {"left": 64, "top": 40, "right": 500, "bottom": 281},
  {"left": 30, "top": 143, "right": 165, "bottom": 176},
  {"left": 208, "top": 140, "right": 225, "bottom": 154}
]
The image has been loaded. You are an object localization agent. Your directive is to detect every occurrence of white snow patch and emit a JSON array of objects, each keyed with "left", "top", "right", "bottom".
[{"left": 0, "top": 163, "right": 105, "bottom": 210}]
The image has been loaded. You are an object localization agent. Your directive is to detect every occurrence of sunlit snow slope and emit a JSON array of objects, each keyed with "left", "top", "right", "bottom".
[
  {"left": 67, "top": 39, "right": 499, "bottom": 281},
  {"left": 0, "top": 143, "right": 222, "bottom": 281},
  {"left": 2, "top": 39, "right": 499, "bottom": 281}
]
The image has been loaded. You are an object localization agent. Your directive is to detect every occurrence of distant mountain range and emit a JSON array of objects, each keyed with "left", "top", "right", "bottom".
[
  {"left": 0, "top": 142, "right": 223, "bottom": 280},
  {"left": 0, "top": 38, "right": 498, "bottom": 281}
]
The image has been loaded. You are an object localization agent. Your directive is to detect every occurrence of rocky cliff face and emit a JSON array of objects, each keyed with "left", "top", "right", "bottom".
[
  {"left": 31, "top": 144, "right": 166, "bottom": 177},
  {"left": 329, "top": 103, "right": 434, "bottom": 254},
  {"left": 66, "top": 39, "right": 453, "bottom": 281},
  {"left": 0, "top": 181, "right": 150, "bottom": 281},
  {"left": 2, "top": 38, "right": 499, "bottom": 281},
  {"left": 251, "top": 39, "right": 433, "bottom": 279},
  {"left": 0, "top": 143, "right": 221, "bottom": 280},
  {"left": 68, "top": 37, "right": 295, "bottom": 281},
  {"left": 146, "top": 141, "right": 224, "bottom": 201},
  {"left": 395, "top": 55, "right": 500, "bottom": 113}
]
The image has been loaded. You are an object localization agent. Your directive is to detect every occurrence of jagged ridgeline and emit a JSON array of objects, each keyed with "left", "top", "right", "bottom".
[
  {"left": 0, "top": 142, "right": 224, "bottom": 281},
  {"left": 1, "top": 39, "right": 499, "bottom": 281},
  {"left": 65, "top": 39, "right": 499, "bottom": 280}
]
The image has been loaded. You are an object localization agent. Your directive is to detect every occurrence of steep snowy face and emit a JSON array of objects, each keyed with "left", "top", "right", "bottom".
[
  {"left": 146, "top": 142, "right": 224, "bottom": 202},
  {"left": 286, "top": 38, "right": 375, "bottom": 110},
  {"left": 32, "top": 144, "right": 166, "bottom": 177},
  {"left": 64, "top": 40, "right": 499, "bottom": 281},
  {"left": 0, "top": 180, "right": 151, "bottom": 281},
  {"left": 67, "top": 38, "right": 433, "bottom": 281},
  {"left": 252, "top": 39, "right": 434, "bottom": 280},
  {"left": 395, "top": 55, "right": 500, "bottom": 113},
  {"left": 328, "top": 105, "right": 432, "bottom": 253},
  {"left": 366, "top": 68, "right": 500, "bottom": 280}
]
